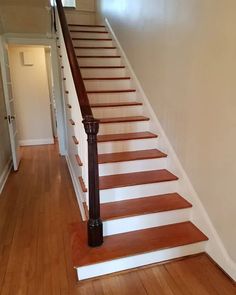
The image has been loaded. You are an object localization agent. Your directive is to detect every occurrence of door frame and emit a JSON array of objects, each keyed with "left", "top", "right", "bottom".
[{"left": 4, "top": 35, "right": 67, "bottom": 155}]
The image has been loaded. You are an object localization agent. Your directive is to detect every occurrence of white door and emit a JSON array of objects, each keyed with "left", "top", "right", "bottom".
[{"left": 0, "top": 37, "right": 21, "bottom": 171}]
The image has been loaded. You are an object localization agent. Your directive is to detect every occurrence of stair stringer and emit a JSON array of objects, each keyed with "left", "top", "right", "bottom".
[{"left": 105, "top": 18, "right": 236, "bottom": 281}]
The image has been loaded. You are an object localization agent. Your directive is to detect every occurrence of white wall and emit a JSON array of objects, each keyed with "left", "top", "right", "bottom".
[
  {"left": 97, "top": 0, "right": 236, "bottom": 262},
  {"left": 65, "top": 0, "right": 96, "bottom": 25},
  {"left": 76, "top": 0, "right": 95, "bottom": 11},
  {"left": 9, "top": 46, "right": 54, "bottom": 146},
  {"left": 0, "top": 66, "right": 11, "bottom": 192},
  {"left": 0, "top": 2, "right": 50, "bottom": 35}
]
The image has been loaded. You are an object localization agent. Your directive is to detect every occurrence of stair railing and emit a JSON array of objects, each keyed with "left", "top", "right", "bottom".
[{"left": 53, "top": 0, "right": 103, "bottom": 247}]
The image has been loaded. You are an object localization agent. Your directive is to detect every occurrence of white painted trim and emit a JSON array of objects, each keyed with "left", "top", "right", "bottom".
[
  {"left": 5, "top": 34, "right": 67, "bottom": 156},
  {"left": 0, "top": 159, "right": 12, "bottom": 195},
  {"left": 104, "top": 208, "right": 191, "bottom": 236},
  {"left": 66, "top": 155, "right": 86, "bottom": 221},
  {"left": 77, "top": 242, "right": 206, "bottom": 280},
  {"left": 105, "top": 18, "right": 236, "bottom": 281},
  {"left": 19, "top": 138, "right": 54, "bottom": 146},
  {"left": 0, "top": 36, "right": 21, "bottom": 171}
]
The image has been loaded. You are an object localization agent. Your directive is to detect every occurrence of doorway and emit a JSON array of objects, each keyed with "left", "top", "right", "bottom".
[
  {"left": 0, "top": 37, "right": 66, "bottom": 172},
  {"left": 8, "top": 45, "right": 56, "bottom": 147}
]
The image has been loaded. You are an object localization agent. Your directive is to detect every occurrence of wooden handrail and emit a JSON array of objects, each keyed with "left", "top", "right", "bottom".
[
  {"left": 55, "top": 0, "right": 92, "bottom": 118},
  {"left": 55, "top": 0, "right": 103, "bottom": 247}
]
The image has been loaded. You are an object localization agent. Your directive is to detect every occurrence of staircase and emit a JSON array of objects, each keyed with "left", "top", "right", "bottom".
[{"left": 63, "top": 23, "right": 208, "bottom": 280}]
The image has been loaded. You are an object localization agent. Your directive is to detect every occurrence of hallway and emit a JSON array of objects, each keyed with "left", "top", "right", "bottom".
[{"left": 0, "top": 145, "right": 235, "bottom": 294}]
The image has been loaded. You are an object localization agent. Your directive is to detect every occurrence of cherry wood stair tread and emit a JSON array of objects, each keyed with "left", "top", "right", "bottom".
[
  {"left": 68, "top": 24, "right": 106, "bottom": 28},
  {"left": 77, "top": 55, "right": 121, "bottom": 58},
  {"left": 99, "top": 169, "right": 178, "bottom": 190},
  {"left": 98, "top": 149, "right": 167, "bottom": 164},
  {"left": 72, "top": 38, "right": 112, "bottom": 41},
  {"left": 69, "top": 119, "right": 75, "bottom": 125},
  {"left": 101, "top": 193, "right": 192, "bottom": 220},
  {"left": 70, "top": 30, "right": 108, "bottom": 33},
  {"left": 75, "top": 155, "right": 83, "bottom": 166},
  {"left": 84, "top": 77, "right": 131, "bottom": 81},
  {"left": 98, "top": 116, "right": 149, "bottom": 124},
  {"left": 87, "top": 89, "right": 136, "bottom": 94},
  {"left": 74, "top": 46, "right": 117, "bottom": 49},
  {"left": 91, "top": 101, "right": 142, "bottom": 108},
  {"left": 80, "top": 66, "right": 125, "bottom": 69},
  {"left": 72, "top": 136, "right": 79, "bottom": 145},
  {"left": 78, "top": 176, "right": 87, "bottom": 193},
  {"left": 97, "top": 131, "right": 158, "bottom": 143},
  {"left": 71, "top": 221, "right": 208, "bottom": 267}
]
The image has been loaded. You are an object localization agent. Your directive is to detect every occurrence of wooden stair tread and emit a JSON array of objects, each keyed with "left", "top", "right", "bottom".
[
  {"left": 98, "top": 116, "right": 149, "bottom": 124},
  {"left": 77, "top": 56, "right": 121, "bottom": 58},
  {"left": 79, "top": 177, "right": 87, "bottom": 193},
  {"left": 98, "top": 149, "right": 167, "bottom": 164},
  {"left": 97, "top": 131, "right": 158, "bottom": 142},
  {"left": 75, "top": 155, "right": 83, "bottom": 166},
  {"left": 74, "top": 47, "right": 117, "bottom": 49},
  {"left": 72, "top": 38, "right": 112, "bottom": 41},
  {"left": 80, "top": 66, "right": 125, "bottom": 69},
  {"left": 101, "top": 193, "right": 192, "bottom": 220},
  {"left": 70, "top": 30, "right": 108, "bottom": 33},
  {"left": 68, "top": 24, "right": 106, "bottom": 28},
  {"left": 71, "top": 221, "right": 208, "bottom": 267},
  {"left": 84, "top": 77, "right": 131, "bottom": 81},
  {"left": 72, "top": 136, "right": 79, "bottom": 145},
  {"left": 87, "top": 89, "right": 136, "bottom": 94},
  {"left": 91, "top": 102, "right": 142, "bottom": 108},
  {"left": 99, "top": 169, "right": 178, "bottom": 190}
]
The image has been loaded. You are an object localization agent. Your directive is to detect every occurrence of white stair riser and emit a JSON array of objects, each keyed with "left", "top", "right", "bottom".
[
  {"left": 72, "top": 40, "right": 114, "bottom": 47},
  {"left": 99, "top": 157, "right": 167, "bottom": 176},
  {"left": 75, "top": 48, "right": 118, "bottom": 56},
  {"left": 88, "top": 92, "right": 137, "bottom": 103},
  {"left": 76, "top": 242, "right": 207, "bottom": 280},
  {"left": 92, "top": 105, "right": 143, "bottom": 118},
  {"left": 100, "top": 181, "right": 179, "bottom": 203},
  {"left": 98, "top": 121, "right": 149, "bottom": 136},
  {"left": 78, "top": 57, "right": 122, "bottom": 67},
  {"left": 70, "top": 27, "right": 107, "bottom": 32},
  {"left": 98, "top": 137, "right": 158, "bottom": 154},
  {"left": 81, "top": 68, "right": 128, "bottom": 79},
  {"left": 104, "top": 209, "right": 191, "bottom": 236},
  {"left": 70, "top": 32, "right": 110, "bottom": 39},
  {"left": 85, "top": 79, "right": 131, "bottom": 91}
]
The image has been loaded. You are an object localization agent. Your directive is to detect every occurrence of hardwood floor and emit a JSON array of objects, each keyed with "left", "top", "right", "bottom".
[{"left": 0, "top": 144, "right": 235, "bottom": 294}]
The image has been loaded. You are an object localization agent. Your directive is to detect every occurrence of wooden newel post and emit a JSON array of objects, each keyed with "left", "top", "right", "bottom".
[{"left": 83, "top": 116, "right": 103, "bottom": 247}]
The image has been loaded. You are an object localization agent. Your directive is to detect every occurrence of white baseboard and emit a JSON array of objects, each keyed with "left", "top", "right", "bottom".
[
  {"left": 66, "top": 155, "right": 86, "bottom": 221},
  {"left": 0, "top": 159, "right": 12, "bottom": 195},
  {"left": 19, "top": 138, "right": 54, "bottom": 146},
  {"left": 105, "top": 18, "right": 236, "bottom": 281}
]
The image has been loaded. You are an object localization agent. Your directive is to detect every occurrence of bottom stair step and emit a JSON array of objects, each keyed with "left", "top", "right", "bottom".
[{"left": 71, "top": 221, "right": 208, "bottom": 280}]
